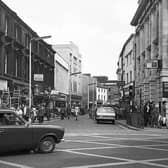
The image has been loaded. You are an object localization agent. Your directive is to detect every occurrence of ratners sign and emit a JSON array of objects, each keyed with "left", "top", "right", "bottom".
[{"left": 34, "top": 74, "right": 44, "bottom": 81}]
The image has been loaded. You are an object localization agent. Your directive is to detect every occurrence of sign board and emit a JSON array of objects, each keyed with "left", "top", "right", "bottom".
[
  {"left": 34, "top": 74, "right": 44, "bottom": 81},
  {"left": 146, "top": 60, "right": 161, "bottom": 69},
  {"left": 0, "top": 80, "right": 7, "bottom": 90}
]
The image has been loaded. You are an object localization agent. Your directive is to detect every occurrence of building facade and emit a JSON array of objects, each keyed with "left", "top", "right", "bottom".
[
  {"left": 0, "top": 1, "right": 55, "bottom": 107},
  {"left": 52, "top": 42, "right": 82, "bottom": 105},
  {"left": 131, "top": 0, "right": 168, "bottom": 108},
  {"left": 54, "top": 51, "right": 69, "bottom": 95}
]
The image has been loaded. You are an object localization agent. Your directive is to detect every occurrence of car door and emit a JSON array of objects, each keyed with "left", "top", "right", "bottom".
[{"left": 0, "top": 112, "right": 33, "bottom": 153}]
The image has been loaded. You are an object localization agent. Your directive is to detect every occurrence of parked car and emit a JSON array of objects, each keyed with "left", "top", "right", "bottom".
[
  {"left": 0, "top": 108, "right": 64, "bottom": 154},
  {"left": 95, "top": 106, "right": 116, "bottom": 124}
]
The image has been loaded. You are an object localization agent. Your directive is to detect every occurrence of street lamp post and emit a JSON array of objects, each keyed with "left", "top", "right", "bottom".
[{"left": 29, "top": 35, "right": 51, "bottom": 110}]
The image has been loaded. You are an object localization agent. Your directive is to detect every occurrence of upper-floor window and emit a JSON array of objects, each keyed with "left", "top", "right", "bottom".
[
  {"left": 25, "top": 33, "right": 30, "bottom": 49},
  {"left": 5, "top": 16, "right": 9, "bottom": 36},
  {"left": 127, "top": 73, "right": 129, "bottom": 84},
  {"left": 15, "top": 56, "right": 18, "bottom": 77},
  {"left": 4, "top": 52, "right": 8, "bottom": 74},
  {"left": 14, "top": 23, "right": 22, "bottom": 42},
  {"left": 0, "top": 8, "right": 2, "bottom": 27},
  {"left": 130, "top": 71, "right": 132, "bottom": 82}
]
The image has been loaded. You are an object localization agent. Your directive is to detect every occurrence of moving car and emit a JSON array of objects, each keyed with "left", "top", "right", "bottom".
[
  {"left": 0, "top": 109, "right": 64, "bottom": 154},
  {"left": 95, "top": 106, "right": 116, "bottom": 124}
]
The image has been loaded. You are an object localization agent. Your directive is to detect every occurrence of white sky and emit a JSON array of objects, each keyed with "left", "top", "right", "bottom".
[{"left": 3, "top": 0, "right": 138, "bottom": 80}]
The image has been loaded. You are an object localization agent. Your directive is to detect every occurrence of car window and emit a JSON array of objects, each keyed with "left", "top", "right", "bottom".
[
  {"left": 97, "top": 107, "right": 114, "bottom": 113},
  {"left": 0, "top": 113, "right": 24, "bottom": 126}
]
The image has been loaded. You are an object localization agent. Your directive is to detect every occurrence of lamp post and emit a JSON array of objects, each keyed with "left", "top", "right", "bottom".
[
  {"left": 29, "top": 35, "right": 51, "bottom": 110},
  {"left": 69, "top": 71, "right": 81, "bottom": 108}
]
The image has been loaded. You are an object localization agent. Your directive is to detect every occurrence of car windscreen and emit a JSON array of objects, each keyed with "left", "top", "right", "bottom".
[{"left": 97, "top": 107, "right": 114, "bottom": 113}]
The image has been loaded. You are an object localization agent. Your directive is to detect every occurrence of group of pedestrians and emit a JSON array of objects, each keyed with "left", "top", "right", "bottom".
[
  {"left": 58, "top": 105, "right": 80, "bottom": 120},
  {"left": 143, "top": 101, "right": 167, "bottom": 128},
  {"left": 13, "top": 104, "right": 47, "bottom": 123}
]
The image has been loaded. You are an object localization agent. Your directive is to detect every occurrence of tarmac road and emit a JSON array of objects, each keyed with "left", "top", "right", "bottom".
[{"left": 1, "top": 114, "right": 168, "bottom": 168}]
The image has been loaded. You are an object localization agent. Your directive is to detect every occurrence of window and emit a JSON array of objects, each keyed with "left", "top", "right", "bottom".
[
  {"left": 130, "top": 71, "right": 132, "bottom": 82},
  {"left": 0, "top": 8, "right": 2, "bottom": 27},
  {"left": 0, "top": 113, "right": 24, "bottom": 126},
  {"left": 4, "top": 52, "right": 8, "bottom": 74},
  {"left": 25, "top": 33, "right": 30, "bottom": 48},
  {"left": 15, "top": 56, "right": 18, "bottom": 77},
  {"left": 127, "top": 73, "right": 128, "bottom": 84},
  {"left": 5, "top": 16, "right": 9, "bottom": 36}
]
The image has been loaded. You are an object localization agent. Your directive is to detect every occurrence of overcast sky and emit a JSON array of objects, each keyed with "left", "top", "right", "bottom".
[{"left": 3, "top": 0, "right": 138, "bottom": 80}]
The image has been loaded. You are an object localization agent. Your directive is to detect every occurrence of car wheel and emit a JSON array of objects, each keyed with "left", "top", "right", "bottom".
[
  {"left": 112, "top": 120, "right": 115, "bottom": 124},
  {"left": 39, "top": 137, "right": 55, "bottom": 153}
]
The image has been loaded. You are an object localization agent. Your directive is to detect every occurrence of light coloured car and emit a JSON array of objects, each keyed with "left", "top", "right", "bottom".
[{"left": 95, "top": 106, "right": 116, "bottom": 124}]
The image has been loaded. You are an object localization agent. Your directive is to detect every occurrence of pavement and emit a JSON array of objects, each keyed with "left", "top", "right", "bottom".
[{"left": 116, "top": 119, "right": 142, "bottom": 131}]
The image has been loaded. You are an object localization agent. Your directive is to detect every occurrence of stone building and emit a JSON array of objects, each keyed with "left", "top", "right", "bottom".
[
  {"left": 0, "top": 1, "right": 55, "bottom": 107},
  {"left": 131, "top": 0, "right": 168, "bottom": 108}
]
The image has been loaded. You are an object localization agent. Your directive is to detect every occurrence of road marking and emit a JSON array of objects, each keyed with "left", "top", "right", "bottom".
[
  {"left": 65, "top": 150, "right": 134, "bottom": 162},
  {"left": 64, "top": 161, "right": 168, "bottom": 168},
  {"left": 0, "top": 160, "right": 33, "bottom": 168}
]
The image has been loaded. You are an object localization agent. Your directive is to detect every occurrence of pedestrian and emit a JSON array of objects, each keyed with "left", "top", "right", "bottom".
[
  {"left": 66, "top": 105, "right": 71, "bottom": 119},
  {"left": 31, "top": 107, "right": 37, "bottom": 123},
  {"left": 75, "top": 106, "right": 79, "bottom": 120},
  {"left": 144, "top": 101, "right": 151, "bottom": 127},
  {"left": 15, "top": 105, "right": 23, "bottom": 117},
  {"left": 38, "top": 105, "right": 45, "bottom": 123},
  {"left": 23, "top": 104, "right": 29, "bottom": 121},
  {"left": 60, "top": 106, "right": 65, "bottom": 120}
]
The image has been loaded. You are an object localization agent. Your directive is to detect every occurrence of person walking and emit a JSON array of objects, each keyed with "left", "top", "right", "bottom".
[
  {"left": 16, "top": 105, "right": 23, "bottom": 117},
  {"left": 38, "top": 105, "right": 45, "bottom": 123},
  {"left": 66, "top": 105, "right": 71, "bottom": 120},
  {"left": 75, "top": 106, "right": 79, "bottom": 120},
  {"left": 60, "top": 106, "right": 65, "bottom": 120}
]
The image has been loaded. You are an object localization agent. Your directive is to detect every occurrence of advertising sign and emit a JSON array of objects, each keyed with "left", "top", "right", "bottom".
[
  {"left": 0, "top": 80, "right": 7, "bottom": 90},
  {"left": 34, "top": 74, "right": 44, "bottom": 82}
]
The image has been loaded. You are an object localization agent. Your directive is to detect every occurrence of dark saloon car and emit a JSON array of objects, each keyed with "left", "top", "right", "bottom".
[{"left": 0, "top": 109, "right": 64, "bottom": 154}]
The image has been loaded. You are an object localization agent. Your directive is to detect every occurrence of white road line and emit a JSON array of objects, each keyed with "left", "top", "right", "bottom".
[
  {"left": 0, "top": 160, "right": 33, "bottom": 168},
  {"left": 141, "top": 161, "right": 168, "bottom": 168},
  {"left": 65, "top": 150, "right": 135, "bottom": 162},
  {"left": 63, "top": 161, "right": 135, "bottom": 168},
  {"left": 64, "top": 160, "right": 168, "bottom": 168},
  {"left": 57, "top": 143, "right": 168, "bottom": 152},
  {"left": 65, "top": 139, "right": 123, "bottom": 146}
]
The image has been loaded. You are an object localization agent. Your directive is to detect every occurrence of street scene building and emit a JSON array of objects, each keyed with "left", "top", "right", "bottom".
[
  {"left": 0, "top": 0, "right": 55, "bottom": 108},
  {"left": 131, "top": 0, "right": 168, "bottom": 112},
  {"left": 52, "top": 42, "right": 82, "bottom": 106}
]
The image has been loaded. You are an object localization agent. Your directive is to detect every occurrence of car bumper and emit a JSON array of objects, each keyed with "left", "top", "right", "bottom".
[{"left": 96, "top": 116, "right": 115, "bottom": 121}]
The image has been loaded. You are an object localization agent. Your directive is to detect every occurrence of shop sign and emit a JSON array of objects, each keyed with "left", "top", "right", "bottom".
[
  {"left": 0, "top": 80, "right": 7, "bottom": 90},
  {"left": 34, "top": 74, "right": 44, "bottom": 81}
]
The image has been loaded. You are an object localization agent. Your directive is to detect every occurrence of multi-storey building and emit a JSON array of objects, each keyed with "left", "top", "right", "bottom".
[
  {"left": 96, "top": 85, "right": 107, "bottom": 105},
  {"left": 117, "top": 34, "right": 135, "bottom": 112},
  {"left": 131, "top": 0, "right": 168, "bottom": 108},
  {"left": 52, "top": 42, "right": 82, "bottom": 105},
  {"left": 0, "top": 0, "right": 55, "bottom": 107}
]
